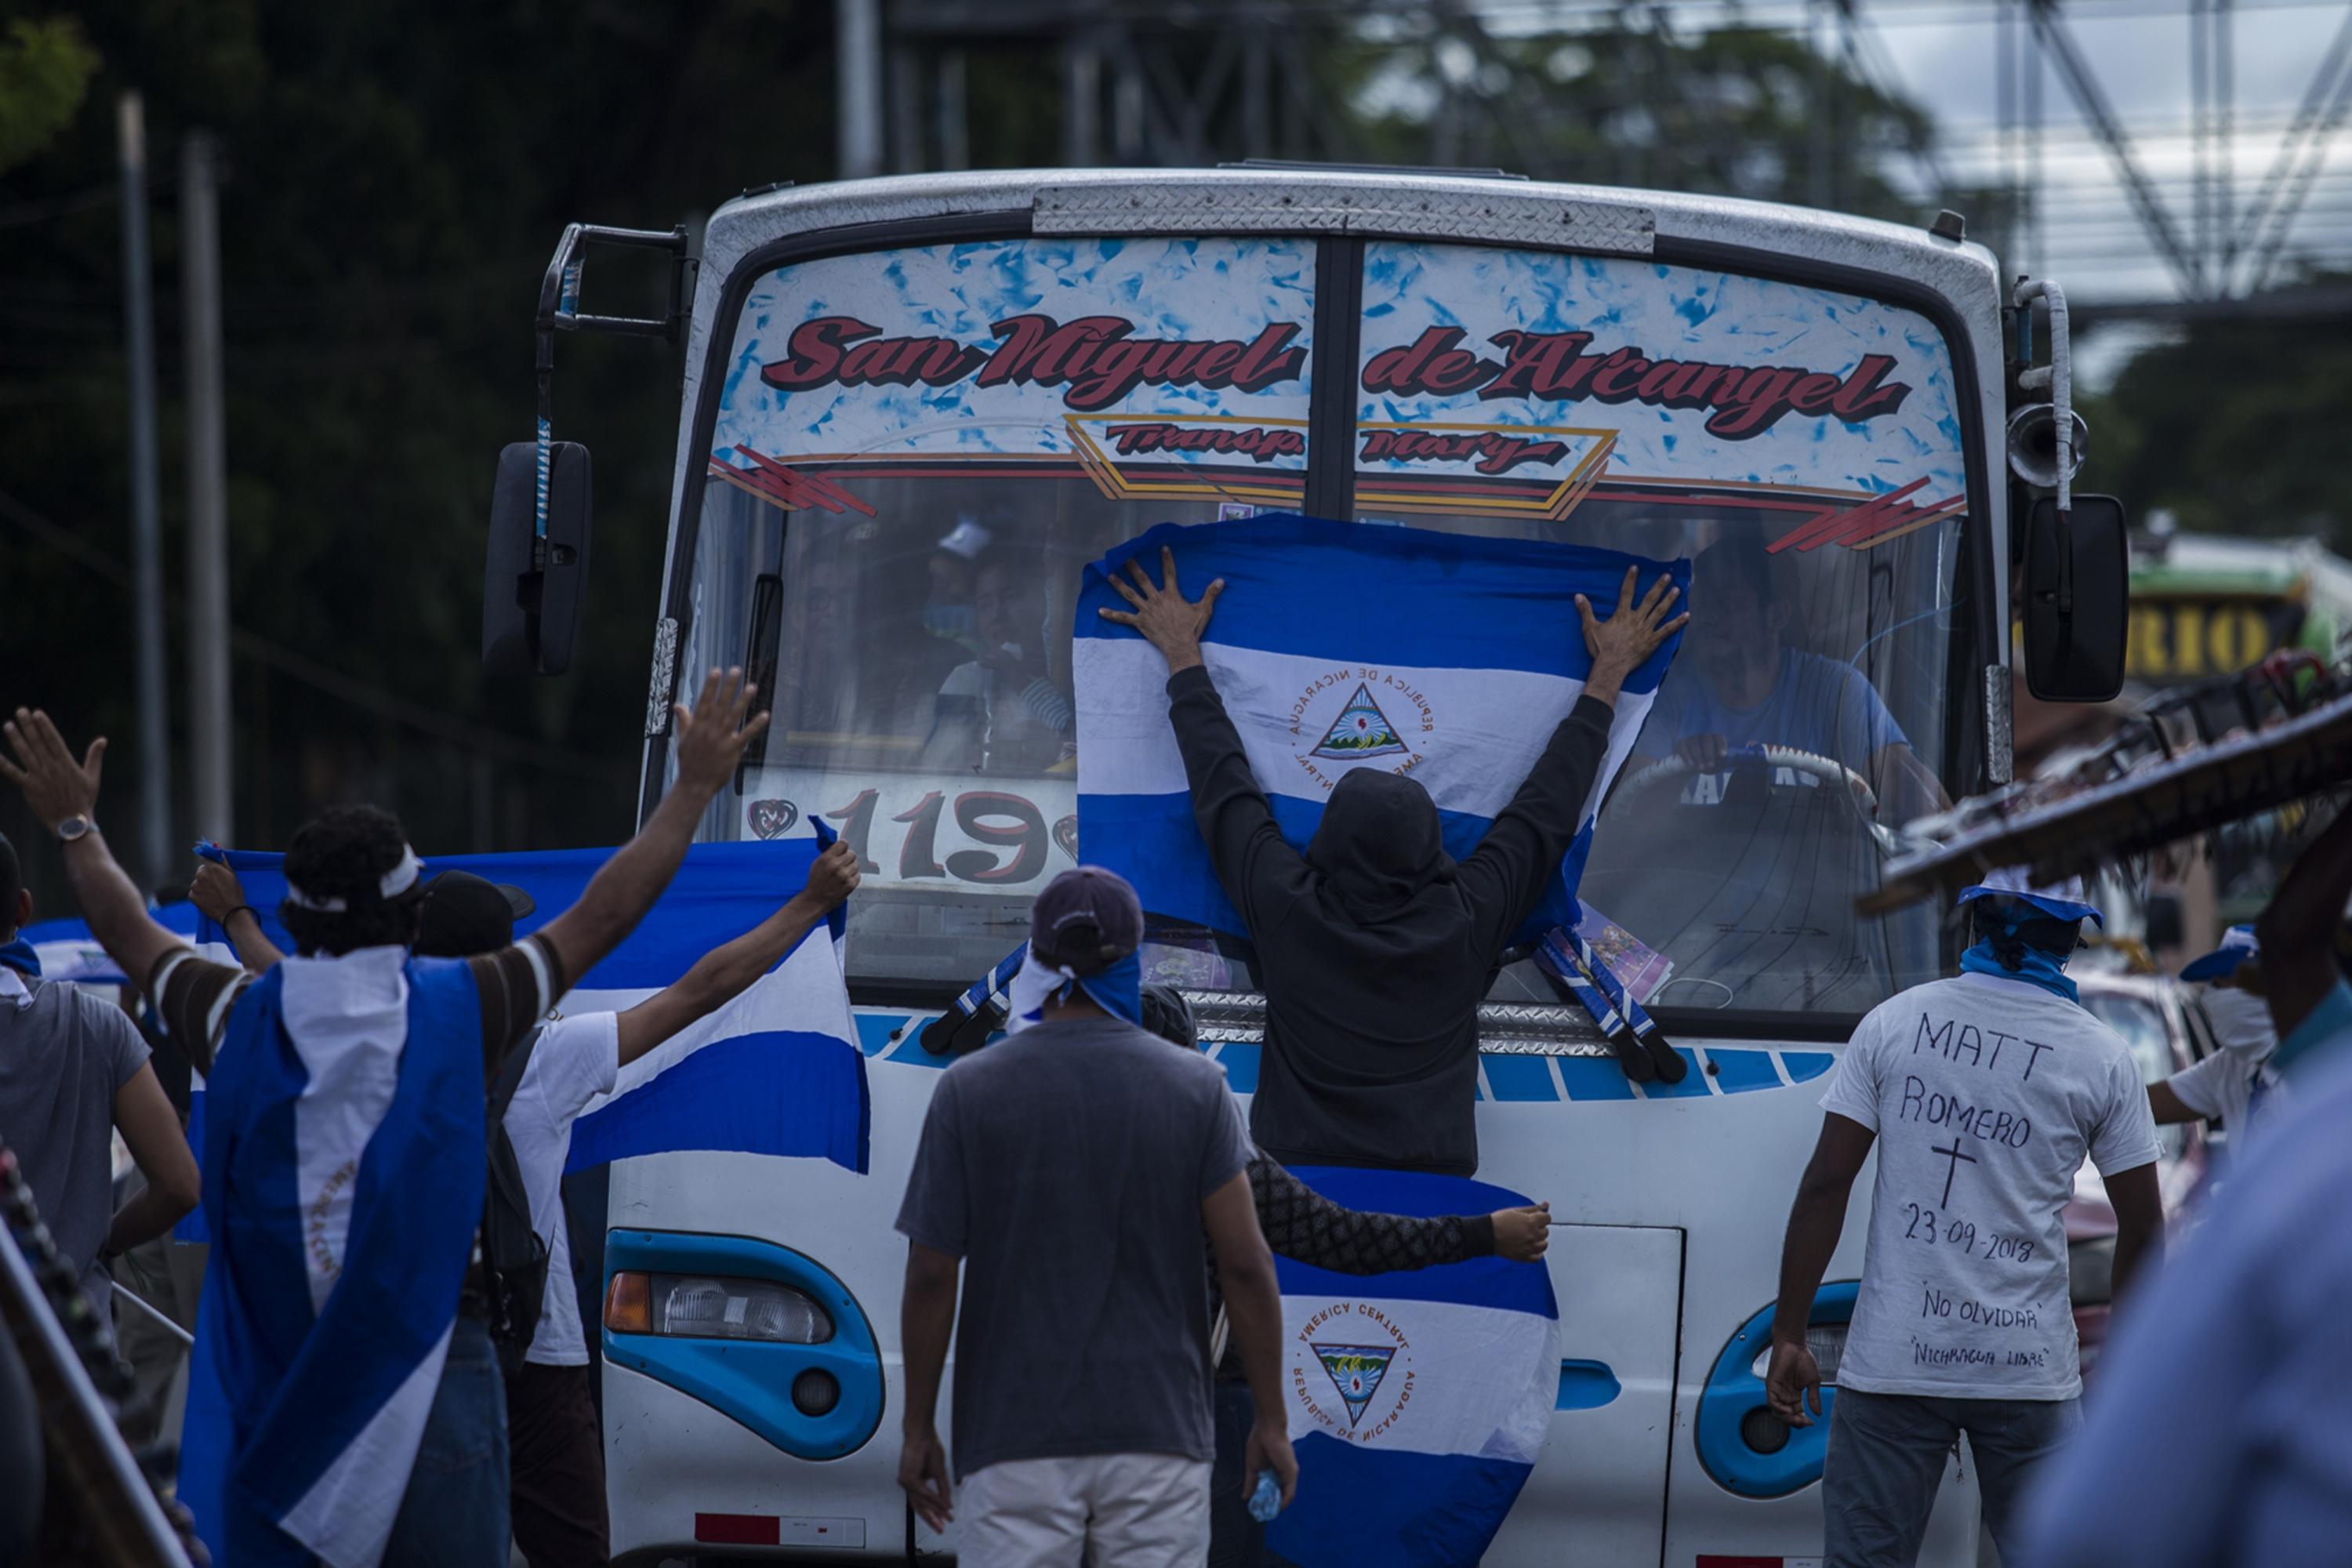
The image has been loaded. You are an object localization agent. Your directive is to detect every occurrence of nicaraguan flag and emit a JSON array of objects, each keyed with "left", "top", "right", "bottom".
[
  {"left": 1269, "top": 1168, "right": 1559, "bottom": 1566},
  {"left": 1073, "top": 514, "right": 1687, "bottom": 939},
  {"left": 181, "top": 953, "right": 490, "bottom": 1568},
  {"left": 192, "top": 837, "right": 867, "bottom": 1173}
]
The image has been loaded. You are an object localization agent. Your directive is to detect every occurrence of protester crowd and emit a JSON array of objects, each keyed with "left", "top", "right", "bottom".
[{"left": 3, "top": 545, "right": 2352, "bottom": 1568}]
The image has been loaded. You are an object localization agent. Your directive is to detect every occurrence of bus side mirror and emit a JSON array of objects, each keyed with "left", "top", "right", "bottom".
[
  {"left": 2021, "top": 493, "right": 2127, "bottom": 704},
  {"left": 483, "top": 441, "right": 593, "bottom": 676}
]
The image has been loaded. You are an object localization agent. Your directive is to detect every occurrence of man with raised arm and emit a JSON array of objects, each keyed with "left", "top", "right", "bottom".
[
  {"left": 193, "top": 841, "right": 862, "bottom": 1568},
  {"left": 1098, "top": 548, "right": 1686, "bottom": 1176},
  {"left": 0, "top": 669, "right": 768, "bottom": 1568}
]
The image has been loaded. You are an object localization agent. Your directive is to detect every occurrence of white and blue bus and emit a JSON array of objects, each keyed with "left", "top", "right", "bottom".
[{"left": 483, "top": 165, "right": 2121, "bottom": 1566}]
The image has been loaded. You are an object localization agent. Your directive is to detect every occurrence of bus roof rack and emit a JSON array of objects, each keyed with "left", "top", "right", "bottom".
[{"left": 1216, "top": 158, "right": 1528, "bottom": 182}]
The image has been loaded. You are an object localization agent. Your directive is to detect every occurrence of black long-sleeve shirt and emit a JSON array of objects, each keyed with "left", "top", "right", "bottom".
[{"left": 1167, "top": 664, "right": 1613, "bottom": 1175}]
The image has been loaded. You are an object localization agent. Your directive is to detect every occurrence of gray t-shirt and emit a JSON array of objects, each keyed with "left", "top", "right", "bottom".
[
  {"left": 896, "top": 1015, "right": 1253, "bottom": 1480},
  {"left": 0, "top": 978, "right": 151, "bottom": 1297}
]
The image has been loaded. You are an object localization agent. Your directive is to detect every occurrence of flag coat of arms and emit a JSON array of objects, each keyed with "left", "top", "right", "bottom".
[
  {"left": 1271, "top": 1168, "right": 1561, "bottom": 1566},
  {"left": 1072, "top": 514, "right": 1688, "bottom": 938}
]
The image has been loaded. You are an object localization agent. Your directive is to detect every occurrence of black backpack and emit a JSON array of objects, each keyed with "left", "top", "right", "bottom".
[{"left": 481, "top": 1026, "right": 552, "bottom": 1376}]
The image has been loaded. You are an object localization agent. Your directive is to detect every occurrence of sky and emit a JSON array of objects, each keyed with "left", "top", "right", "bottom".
[
  {"left": 1869, "top": 0, "right": 2352, "bottom": 296},
  {"left": 1466, "top": 0, "right": 2352, "bottom": 385}
]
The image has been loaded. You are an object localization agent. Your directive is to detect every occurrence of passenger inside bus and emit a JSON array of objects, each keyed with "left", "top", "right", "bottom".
[
  {"left": 1636, "top": 532, "right": 1947, "bottom": 823},
  {"left": 924, "top": 547, "right": 1076, "bottom": 775},
  {"left": 771, "top": 533, "right": 968, "bottom": 764}
]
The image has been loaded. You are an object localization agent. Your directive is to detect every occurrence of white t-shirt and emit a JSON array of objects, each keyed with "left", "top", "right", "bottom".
[
  {"left": 1821, "top": 971, "right": 2162, "bottom": 1400},
  {"left": 2168, "top": 1049, "right": 2286, "bottom": 1155},
  {"left": 501, "top": 1011, "right": 621, "bottom": 1367}
]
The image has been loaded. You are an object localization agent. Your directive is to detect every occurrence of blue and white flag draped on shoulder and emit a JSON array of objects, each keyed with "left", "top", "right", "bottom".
[
  {"left": 191, "top": 835, "right": 866, "bottom": 1174},
  {"left": 1268, "top": 1168, "right": 1560, "bottom": 1567},
  {"left": 179, "top": 835, "right": 862, "bottom": 1566},
  {"left": 1073, "top": 514, "right": 1688, "bottom": 940},
  {"left": 181, "top": 953, "right": 489, "bottom": 1568}
]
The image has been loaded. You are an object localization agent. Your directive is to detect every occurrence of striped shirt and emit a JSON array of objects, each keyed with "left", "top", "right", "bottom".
[{"left": 145, "top": 935, "right": 564, "bottom": 1080}]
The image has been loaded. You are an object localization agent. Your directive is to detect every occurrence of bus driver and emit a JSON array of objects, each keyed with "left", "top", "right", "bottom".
[{"left": 1639, "top": 532, "right": 1945, "bottom": 823}]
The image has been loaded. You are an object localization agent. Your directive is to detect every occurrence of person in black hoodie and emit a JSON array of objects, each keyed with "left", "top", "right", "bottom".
[{"left": 1101, "top": 546, "right": 1686, "bottom": 1178}]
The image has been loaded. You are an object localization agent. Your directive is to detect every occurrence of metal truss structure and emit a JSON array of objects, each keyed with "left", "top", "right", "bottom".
[{"left": 848, "top": 0, "right": 2352, "bottom": 317}]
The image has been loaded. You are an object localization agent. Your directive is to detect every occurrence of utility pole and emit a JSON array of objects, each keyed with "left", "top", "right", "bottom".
[
  {"left": 181, "top": 132, "right": 233, "bottom": 848},
  {"left": 115, "top": 93, "right": 172, "bottom": 895},
  {"left": 836, "top": 0, "right": 884, "bottom": 180}
]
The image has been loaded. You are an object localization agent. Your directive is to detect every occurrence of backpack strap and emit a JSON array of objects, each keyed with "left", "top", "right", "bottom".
[{"left": 482, "top": 1025, "right": 553, "bottom": 1370}]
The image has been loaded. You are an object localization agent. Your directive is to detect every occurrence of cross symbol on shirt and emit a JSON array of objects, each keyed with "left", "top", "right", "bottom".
[{"left": 1930, "top": 1140, "right": 1980, "bottom": 1207}]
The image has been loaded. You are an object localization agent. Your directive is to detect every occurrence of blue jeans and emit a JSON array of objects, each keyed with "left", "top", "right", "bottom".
[
  {"left": 382, "top": 1316, "right": 511, "bottom": 1567},
  {"left": 1824, "top": 1387, "right": 2082, "bottom": 1568}
]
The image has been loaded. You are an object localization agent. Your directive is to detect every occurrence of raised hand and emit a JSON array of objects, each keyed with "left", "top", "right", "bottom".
[
  {"left": 1096, "top": 546, "right": 1225, "bottom": 674},
  {"left": 189, "top": 861, "right": 249, "bottom": 924},
  {"left": 802, "top": 840, "right": 862, "bottom": 910},
  {"left": 0, "top": 709, "right": 106, "bottom": 833},
  {"left": 1576, "top": 568, "right": 1690, "bottom": 707},
  {"left": 670, "top": 667, "right": 769, "bottom": 802}
]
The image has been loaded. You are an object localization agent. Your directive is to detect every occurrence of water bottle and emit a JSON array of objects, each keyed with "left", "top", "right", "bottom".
[{"left": 1247, "top": 1470, "right": 1282, "bottom": 1523}]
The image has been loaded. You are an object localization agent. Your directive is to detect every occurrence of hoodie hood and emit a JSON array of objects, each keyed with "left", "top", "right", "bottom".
[{"left": 1305, "top": 769, "right": 1456, "bottom": 914}]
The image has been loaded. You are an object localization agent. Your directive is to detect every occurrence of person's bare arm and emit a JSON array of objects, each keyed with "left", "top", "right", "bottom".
[
  {"left": 104, "top": 1064, "right": 199, "bottom": 1256},
  {"left": 0, "top": 710, "right": 186, "bottom": 995},
  {"left": 189, "top": 862, "right": 285, "bottom": 972},
  {"left": 613, "top": 842, "right": 859, "bottom": 1066},
  {"left": 1203, "top": 1169, "right": 1299, "bottom": 1508},
  {"left": 2102, "top": 1161, "right": 2165, "bottom": 1308},
  {"left": 1765, "top": 1113, "right": 1876, "bottom": 1426},
  {"left": 2148, "top": 1080, "right": 2198, "bottom": 1125},
  {"left": 2256, "top": 804, "right": 2352, "bottom": 1046},
  {"left": 896, "top": 1242, "right": 960, "bottom": 1532},
  {"left": 532, "top": 668, "right": 771, "bottom": 988}
]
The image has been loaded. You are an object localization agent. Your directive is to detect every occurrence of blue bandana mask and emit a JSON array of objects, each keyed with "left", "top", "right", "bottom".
[
  {"left": 1005, "top": 946, "right": 1145, "bottom": 1032},
  {"left": 0, "top": 938, "right": 38, "bottom": 978},
  {"left": 1960, "top": 938, "right": 2078, "bottom": 1003}
]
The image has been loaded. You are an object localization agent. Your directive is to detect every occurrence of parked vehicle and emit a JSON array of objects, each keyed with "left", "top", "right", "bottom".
[{"left": 2067, "top": 970, "right": 2210, "bottom": 1374}]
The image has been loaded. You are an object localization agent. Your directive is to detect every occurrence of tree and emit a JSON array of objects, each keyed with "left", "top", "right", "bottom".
[
  {"left": 2076, "top": 278, "right": 2352, "bottom": 548},
  {"left": 0, "top": 16, "right": 96, "bottom": 175}
]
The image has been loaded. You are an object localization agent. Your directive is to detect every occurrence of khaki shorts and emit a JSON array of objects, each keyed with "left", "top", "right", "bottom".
[{"left": 960, "top": 1452, "right": 1211, "bottom": 1568}]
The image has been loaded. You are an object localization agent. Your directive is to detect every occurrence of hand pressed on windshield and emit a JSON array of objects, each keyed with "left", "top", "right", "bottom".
[
  {"left": 1097, "top": 546, "right": 1225, "bottom": 673},
  {"left": 1574, "top": 565, "right": 1688, "bottom": 709}
]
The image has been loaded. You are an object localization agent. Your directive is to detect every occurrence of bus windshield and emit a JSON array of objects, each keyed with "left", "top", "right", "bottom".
[{"left": 675, "top": 231, "right": 1971, "bottom": 1022}]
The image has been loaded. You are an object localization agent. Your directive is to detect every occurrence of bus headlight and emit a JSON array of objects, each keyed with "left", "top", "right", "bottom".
[{"left": 605, "top": 1270, "right": 834, "bottom": 1344}]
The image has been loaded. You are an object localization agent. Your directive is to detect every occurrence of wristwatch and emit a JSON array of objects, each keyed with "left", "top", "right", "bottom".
[{"left": 53, "top": 815, "right": 93, "bottom": 843}]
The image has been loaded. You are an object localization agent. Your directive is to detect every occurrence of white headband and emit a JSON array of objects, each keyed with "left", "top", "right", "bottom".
[{"left": 284, "top": 845, "right": 424, "bottom": 912}]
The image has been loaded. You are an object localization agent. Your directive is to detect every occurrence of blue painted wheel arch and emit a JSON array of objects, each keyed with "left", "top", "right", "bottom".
[
  {"left": 1694, "top": 1281, "right": 1858, "bottom": 1499},
  {"left": 603, "top": 1229, "right": 884, "bottom": 1461}
]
